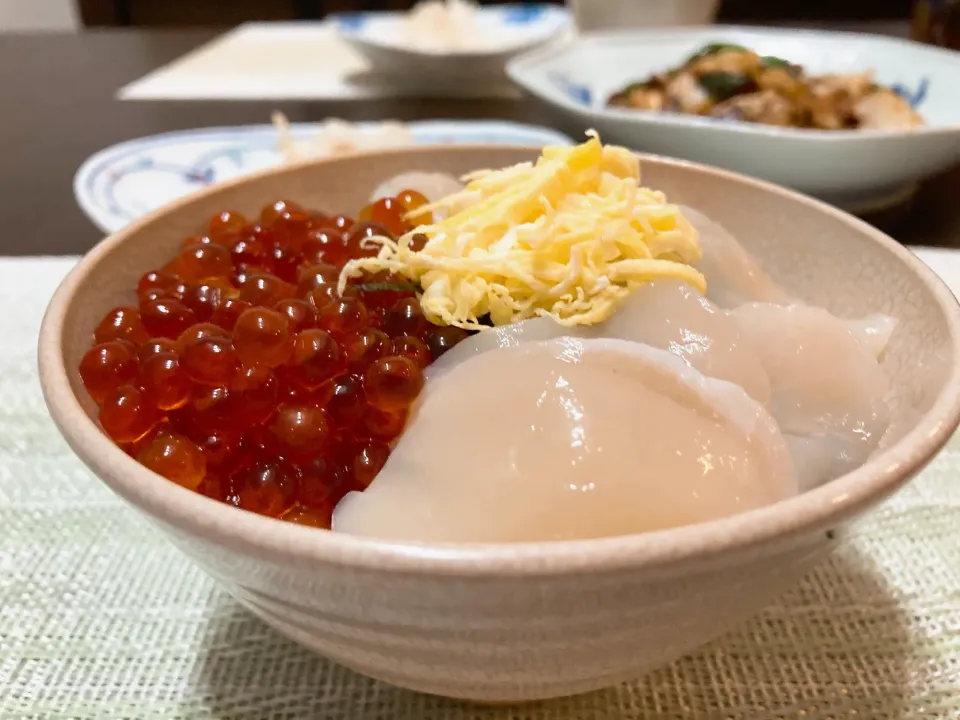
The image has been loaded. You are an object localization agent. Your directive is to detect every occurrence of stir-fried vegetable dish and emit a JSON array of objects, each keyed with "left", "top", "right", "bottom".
[{"left": 607, "top": 43, "right": 924, "bottom": 131}]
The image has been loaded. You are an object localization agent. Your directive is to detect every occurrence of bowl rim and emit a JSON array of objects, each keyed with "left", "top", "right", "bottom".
[
  {"left": 333, "top": 2, "right": 571, "bottom": 59},
  {"left": 71, "top": 119, "right": 577, "bottom": 235},
  {"left": 506, "top": 24, "right": 960, "bottom": 140},
  {"left": 39, "top": 144, "right": 960, "bottom": 578}
]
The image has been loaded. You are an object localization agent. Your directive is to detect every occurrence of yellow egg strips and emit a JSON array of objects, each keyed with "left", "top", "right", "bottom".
[{"left": 339, "top": 133, "right": 704, "bottom": 330}]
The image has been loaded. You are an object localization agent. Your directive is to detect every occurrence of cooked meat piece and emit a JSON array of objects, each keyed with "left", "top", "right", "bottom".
[
  {"left": 665, "top": 71, "right": 711, "bottom": 114},
  {"left": 804, "top": 73, "right": 873, "bottom": 129},
  {"left": 854, "top": 88, "right": 925, "bottom": 130},
  {"left": 615, "top": 86, "right": 665, "bottom": 111},
  {"left": 756, "top": 66, "right": 803, "bottom": 98},
  {"left": 689, "top": 49, "right": 762, "bottom": 76},
  {"left": 806, "top": 97, "right": 846, "bottom": 130},
  {"left": 807, "top": 72, "right": 875, "bottom": 100},
  {"left": 605, "top": 47, "right": 925, "bottom": 131},
  {"left": 709, "top": 90, "right": 799, "bottom": 127}
]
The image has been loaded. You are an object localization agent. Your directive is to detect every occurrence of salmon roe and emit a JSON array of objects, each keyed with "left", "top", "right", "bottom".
[{"left": 78, "top": 193, "right": 469, "bottom": 528}]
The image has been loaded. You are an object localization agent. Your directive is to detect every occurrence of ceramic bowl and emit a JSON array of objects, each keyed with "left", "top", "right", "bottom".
[
  {"left": 73, "top": 120, "right": 574, "bottom": 234},
  {"left": 507, "top": 26, "right": 960, "bottom": 211},
  {"left": 567, "top": 0, "right": 720, "bottom": 32},
  {"left": 39, "top": 146, "right": 960, "bottom": 702},
  {"left": 334, "top": 3, "right": 570, "bottom": 81}
]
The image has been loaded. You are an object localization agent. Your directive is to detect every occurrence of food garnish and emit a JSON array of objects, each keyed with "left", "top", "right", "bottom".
[
  {"left": 273, "top": 112, "right": 414, "bottom": 163},
  {"left": 607, "top": 43, "right": 924, "bottom": 131},
  {"left": 338, "top": 133, "right": 703, "bottom": 330}
]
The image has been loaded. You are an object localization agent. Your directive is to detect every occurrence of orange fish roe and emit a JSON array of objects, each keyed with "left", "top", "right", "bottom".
[{"left": 78, "top": 193, "right": 469, "bottom": 527}]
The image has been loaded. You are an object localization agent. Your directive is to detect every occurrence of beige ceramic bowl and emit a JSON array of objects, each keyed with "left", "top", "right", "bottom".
[{"left": 39, "top": 147, "right": 960, "bottom": 703}]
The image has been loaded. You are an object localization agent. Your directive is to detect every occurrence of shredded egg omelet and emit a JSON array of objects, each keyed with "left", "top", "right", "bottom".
[{"left": 338, "top": 133, "right": 704, "bottom": 330}]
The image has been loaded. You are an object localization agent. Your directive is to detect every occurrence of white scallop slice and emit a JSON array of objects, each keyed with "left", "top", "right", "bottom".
[
  {"left": 680, "top": 206, "right": 897, "bottom": 356},
  {"left": 333, "top": 337, "right": 797, "bottom": 543},
  {"left": 782, "top": 434, "right": 865, "bottom": 494},
  {"left": 428, "top": 279, "right": 772, "bottom": 406},
  {"left": 599, "top": 280, "right": 772, "bottom": 405},
  {"left": 726, "top": 302, "right": 891, "bottom": 491},
  {"left": 680, "top": 204, "right": 791, "bottom": 309},
  {"left": 844, "top": 313, "right": 898, "bottom": 359},
  {"left": 425, "top": 314, "right": 569, "bottom": 381}
]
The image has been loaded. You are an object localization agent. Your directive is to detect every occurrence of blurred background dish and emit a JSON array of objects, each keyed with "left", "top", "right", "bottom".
[
  {"left": 605, "top": 42, "right": 924, "bottom": 131},
  {"left": 508, "top": 25, "right": 960, "bottom": 210},
  {"left": 74, "top": 119, "right": 573, "bottom": 233},
  {"left": 567, "top": 0, "right": 721, "bottom": 32},
  {"left": 334, "top": 2, "right": 570, "bottom": 82}
]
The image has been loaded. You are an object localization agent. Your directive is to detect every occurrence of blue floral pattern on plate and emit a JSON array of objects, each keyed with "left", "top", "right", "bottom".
[
  {"left": 548, "top": 72, "right": 592, "bottom": 106},
  {"left": 335, "top": 13, "right": 365, "bottom": 31},
  {"left": 891, "top": 78, "right": 930, "bottom": 108},
  {"left": 503, "top": 4, "right": 548, "bottom": 24},
  {"left": 336, "top": 4, "right": 557, "bottom": 32},
  {"left": 74, "top": 121, "right": 574, "bottom": 233}
]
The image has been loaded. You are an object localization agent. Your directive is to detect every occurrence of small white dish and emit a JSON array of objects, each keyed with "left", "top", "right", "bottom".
[
  {"left": 73, "top": 120, "right": 573, "bottom": 234},
  {"left": 507, "top": 26, "right": 960, "bottom": 209},
  {"left": 335, "top": 3, "right": 570, "bottom": 80}
]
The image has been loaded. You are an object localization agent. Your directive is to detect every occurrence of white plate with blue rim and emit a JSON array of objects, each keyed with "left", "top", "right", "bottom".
[
  {"left": 334, "top": 3, "right": 570, "bottom": 82},
  {"left": 507, "top": 26, "right": 960, "bottom": 211},
  {"left": 74, "top": 120, "right": 573, "bottom": 234}
]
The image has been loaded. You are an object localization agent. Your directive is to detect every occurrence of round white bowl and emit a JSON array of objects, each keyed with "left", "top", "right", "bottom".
[
  {"left": 335, "top": 3, "right": 570, "bottom": 82},
  {"left": 39, "top": 146, "right": 960, "bottom": 702},
  {"left": 507, "top": 26, "right": 960, "bottom": 211}
]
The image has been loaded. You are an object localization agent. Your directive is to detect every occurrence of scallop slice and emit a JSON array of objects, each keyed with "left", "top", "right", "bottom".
[
  {"left": 680, "top": 204, "right": 791, "bottom": 308},
  {"left": 844, "top": 313, "right": 898, "bottom": 359},
  {"left": 425, "top": 315, "right": 569, "bottom": 381},
  {"left": 333, "top": 337, "right": 796, "bottom": 543},
  {"left": 429, "top": 279, "right": 772, "bottom": 406},
  {"left": 680, "top": 204, "right": 897, "bottom": 355},
  {"left": 599, "top": 280, "right": 771, "bottom": 405},
  {"left": 782, "top": 434, "right": 865, "bottom": 494},
  {"left": 726, "top": 302, "right": 891, "bottom": 491}
]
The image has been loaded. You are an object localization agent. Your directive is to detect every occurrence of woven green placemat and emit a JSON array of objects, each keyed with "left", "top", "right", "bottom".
[{"left": 3, "top": 258, "right": 958, "bottom": 719}]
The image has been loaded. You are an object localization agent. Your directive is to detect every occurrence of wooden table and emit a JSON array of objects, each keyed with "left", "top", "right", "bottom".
[{"left": 2, "top": 26, "right": 958, "bottom": 256}]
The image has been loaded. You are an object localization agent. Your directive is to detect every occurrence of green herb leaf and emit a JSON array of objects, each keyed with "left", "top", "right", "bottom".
[
  {"left": 760, "top": 55, "right": 802, "bottom": 77},
  {"left": 697, "top": 72, "right": 756, "bottom": 101},
  {"left": 687, "top": 43, "right": 747, "bottom": 63},
  {"left": 760, "top": 55, "right": 789, "bottom": 68}
]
